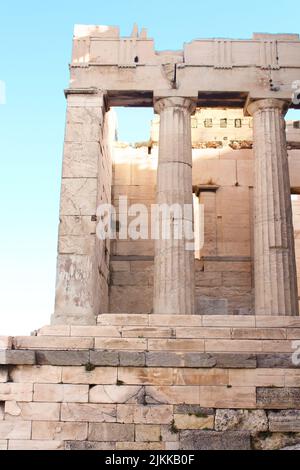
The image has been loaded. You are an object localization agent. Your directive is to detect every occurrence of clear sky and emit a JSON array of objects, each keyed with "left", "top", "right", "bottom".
[{"left": 0, "top": 0, "right": 299, "bottom": 335}]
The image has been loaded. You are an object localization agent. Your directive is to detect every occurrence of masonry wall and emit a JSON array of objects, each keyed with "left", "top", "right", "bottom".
[
  {"left": 109, "top": 109, "right": 300, "bottom": 315},
  {"left": 1, "top": 315, "right": 300, "bottom": 450}
]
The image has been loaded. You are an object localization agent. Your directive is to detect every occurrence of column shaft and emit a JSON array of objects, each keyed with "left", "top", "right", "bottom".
[
  {"left": 248, "top": 99, "right": 299, "bottom": 316},
  {"left": 153, "top": 97, "right": 196, "bottom": 314}
]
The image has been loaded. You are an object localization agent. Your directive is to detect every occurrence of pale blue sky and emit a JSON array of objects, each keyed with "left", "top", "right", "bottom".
[{"left": 0, "top": 0, "right": 299, "bottom": 334}]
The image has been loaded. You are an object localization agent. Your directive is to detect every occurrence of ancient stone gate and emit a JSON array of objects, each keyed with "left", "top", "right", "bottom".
[{"left": 1, "top": 25, "right": 300, "bottom": 450}]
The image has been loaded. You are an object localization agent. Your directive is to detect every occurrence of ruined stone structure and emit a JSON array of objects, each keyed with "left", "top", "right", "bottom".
[{"left": 1, "top": 25, "right": 300, "bottom": 450}]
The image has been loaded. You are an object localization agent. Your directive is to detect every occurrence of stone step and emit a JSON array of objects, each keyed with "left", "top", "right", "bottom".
[
  {"left": 97, "top": 314, "right": 300, "bottom": 328},
  {"left": 35, "top": 325, "right": 299, "bottom": 340},
  {"left": 4, "top": 335, "right": 298, "bottom": 354}
]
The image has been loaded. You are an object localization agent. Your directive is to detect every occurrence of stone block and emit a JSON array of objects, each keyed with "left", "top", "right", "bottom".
[
  {"left": 229, "top": 369, "right": 285, "bottom": 387},
  {"left": 283, "top": 370, "right": 300, "bottom": 387},
  {"left": 88, "top": 423, "right": 135, "bottom": 442},
  {"left": 135, "top": 424, "right": 161, "bottom": 442},
  {"left": 215, "top": 409, "right": 268, "bottom": 433},
  {"left": 180, "top": 430, "right": 251, "bottom": 450},
  {"left": 269, "top": 410, "right": 300, "bottom": 432},
  {"left": 5, "top": 402, "right": 60, "bottom": 421},
  {"left": 10, "top": 365, "right": 62, "bottom": 383},
  {"left": 62, "top": 366, "right": 117, "bottom": 384},
  {"left": 59, "top": 215, "right": 97, "bottom": 237},
  {"left": 32, "top": 421, "right": 88, "bottom": 440},
  {"left": 148, "top": 339, "right": 205, "bottom": 352},
  {"left": 0, "top": 383, "right": 33, "bottom": 402},
  {"left": 60, "top": 178, "right": 97, "bottom": 216},
  {"left": 89, "top": 350, "right": 119, "bottom": 366},
  {"left": 36, "top": 350, "right": 89, "bottom": 366},
  {"left": 160, "top": 424, "right": 179, "bottom": 442},
  {"left": 231, "top": 328, "right": 286, "bottom": 340},
  {"left": 33, "top": 384, "right": 89, "bottom": 403},
  {"left": 213, "top": 353, "right": 257, "bottom": 368},
  {"left": 287, "top": 328, "right": 300, "bottom": 339},
  {"left": 174, "top": 405, "right": 214, "bottom": 415},
  {"left": 174, "top": 368, "right": 228, "bottom": 386},
  {"left": 195, "top": 272, "right": 222, "bottom": 287},
  {"left": 62, "top": 142, "right": 99, "bottom": 178},
  {"left": 0, "top": 350, "right": 36, "bottom": 365},
  {"left": 149, "top": 315, "right": 202, "bottom": 327},
  {"left": 109, "top": 286, "right": 153, "bottom": 314},
  {"left": 118, "top": 367, "right": 173, "bottom": 386},
  {"left": 8, "top": 440, "right": 64, "bottom": 450},
  {"left": 255, "top": 317, "right": 300, "bottom": 328},
  {"left": 222, "top": 272, "right": 251, "bottom": 288},
  {"left": 13, "top": 336, "right": 93, "bottom": 350},
  {"left": 202, "top": 315, "right": 255, "bottom": 327},
  {"left": 256, "top": 353, "right": 295, "bottom": 368},
  {"left": 205, "top": 339, "right": 261, "bottom": 353},
  {"left": 192, "top": 159, "right": 237, "bottom": 186},
  {"left": 97, "top": 314, "right": 149, "bottom": 326},
  {"left": 117, "top": 404, "right": 173, "bottom": 424},
  {"left": 116, "top": 442, "right": 165, "bottom": 450},
  {"left": 121, "top": 327, "right": 174, "bottom": 338},
  {"left": 174, "top": 414, "right": 214, "bottom": 430},
  {"left": 253, "top": 431, "right": 300, "bottom": 451},
  {"left": 58, "top": 235, "right": 95, "bottom": 256},
  {"left": 146, "top": 386, "right": 199, "bottom": 405},
  {"left": 257, "top": 388, "right": 300, "bottom": 409},
  {"left": 70, "top": 326, "right": 121, "bottom": 337},
  {"left": 146, "top": 352, "right": 184, "bottom": 367},
  {"left": 94, "top": 338, "right": 147, "bottom": 350},
  {"left": 61, "top": 403, "right": 116, "bottom": 422},
  {"left": 111, "top": 271, "right": 152, "bottom": 287},
  {"left": 261, "top": 340, "right": 293, "bottom": 353},
  {"left": 37, "top": 325, "right": 71, "bottom": 336},
  {"left": 119, "top": 351, "right": 146, "bottom": 367},
  {"left": 196, "top": 297, "right": 228, "bottom": 315},
  {"left": 0, "top": 421, "right": 31, "bottom": 439},
  {"left": 183, "top": 353, "right": 217, "bottom": 368},
  {"left": 89, "top": 385, "right": 143, "bottom": 404},
  {"left": 199, "top": 386, "right": 256, "bottom": 408},
  {"left": 176, "top": 327, "right": 231, "bottom": 339}
]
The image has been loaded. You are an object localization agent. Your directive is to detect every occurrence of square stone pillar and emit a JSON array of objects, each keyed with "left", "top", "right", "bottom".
[
  {"left": 247, "top": 99, "right": 299, "bottom": 316},
  {"left": 51, "top": 90, "right": 113, "bottom": 325},
  {"left": 153, "top": 97, "right": 196, "bottom": 314}
]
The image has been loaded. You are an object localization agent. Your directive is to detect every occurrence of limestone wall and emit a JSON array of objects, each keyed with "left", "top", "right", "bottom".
[{"left": 1, "top": 314, "right": 300, "bottom": 450}]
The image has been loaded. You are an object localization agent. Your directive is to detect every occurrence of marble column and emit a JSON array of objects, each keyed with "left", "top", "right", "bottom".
[
  {"left": 248, "top": 99, "right": 299, "bottom": 316},
  {"left": 153, "top": 97, "right": 196, "bottom": 314}
]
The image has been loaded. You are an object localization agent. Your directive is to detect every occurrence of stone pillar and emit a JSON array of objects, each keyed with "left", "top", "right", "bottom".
[
  {"left": 248, "top": 99, "right": 299, "bottom": 316},
  {"left": 51, "top": 90, "right": 113, "bottom": 325},
  {"left": 153, "top": 97, "right": 196, "bottom": 314}
]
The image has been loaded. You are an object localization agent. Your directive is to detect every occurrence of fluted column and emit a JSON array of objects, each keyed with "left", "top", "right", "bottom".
[
  {"left": 248, "top": 99, "right": 299, "bottom": 316},
  {"left": 153, "top": 97, "right": 196, "bottom": 314}
]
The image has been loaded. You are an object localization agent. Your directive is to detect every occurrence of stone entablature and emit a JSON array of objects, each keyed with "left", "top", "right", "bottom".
[{"left": 70, "top": 26, "right": 300, "bottom": 108}]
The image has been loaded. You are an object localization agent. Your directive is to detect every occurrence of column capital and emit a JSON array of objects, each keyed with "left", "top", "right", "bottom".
[
  {"left": 154, "top": 97, "right": 197, "bottom": 115},
  {"left": 247, "top": 98, "right": 290, "bottom": 116}
]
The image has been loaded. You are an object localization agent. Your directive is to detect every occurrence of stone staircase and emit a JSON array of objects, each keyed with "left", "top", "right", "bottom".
[{"left": 1, "top": 314, "right": 300, "bottom": 450}]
